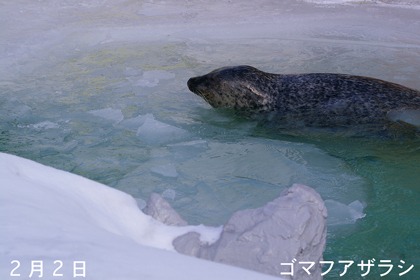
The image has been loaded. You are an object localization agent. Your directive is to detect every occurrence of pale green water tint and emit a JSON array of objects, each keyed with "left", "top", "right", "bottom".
[
  {"left": 331, "top": 141, "right": 420, "bottom": 279},
  {"left": 1, "top": 40, "right": 419, "bottom": 280},
  {"left": 257, "top": 130, "right": 420, "bottom": 279}
]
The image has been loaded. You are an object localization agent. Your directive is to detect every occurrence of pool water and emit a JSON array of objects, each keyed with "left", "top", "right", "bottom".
[{"left": 1, "top": 1, "right": 420, "bottom": 279}]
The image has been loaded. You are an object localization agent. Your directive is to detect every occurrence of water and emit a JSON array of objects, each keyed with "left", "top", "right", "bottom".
[{"left": 1, "top": 0, "right": 420, "bottom": 279}]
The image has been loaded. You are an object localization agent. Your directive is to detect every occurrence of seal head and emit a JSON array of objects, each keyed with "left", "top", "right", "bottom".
[{"left": 188, "top": 66, "right": 275, "bottom": 112}]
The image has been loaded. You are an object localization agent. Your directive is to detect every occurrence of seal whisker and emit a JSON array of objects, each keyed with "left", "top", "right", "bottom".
[{"left": 194, "top": 89, "right": 212, "bottom": 107}]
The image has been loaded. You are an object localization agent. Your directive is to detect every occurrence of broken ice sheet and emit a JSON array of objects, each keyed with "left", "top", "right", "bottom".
[
  {"left": 88, "top": 108, "right": 124, "bottom": 124},
  {"left": 136, "top": 117, "right": 190, "bottom": 146},
  {"left": 130, "top": 70, "right": 175, "bottom": 87},
  {"left": 150, "top": 164, "right": 178, "bottom": 178},
  {"left": 325, "top": 199, "right": 366, "bottom": 226}
]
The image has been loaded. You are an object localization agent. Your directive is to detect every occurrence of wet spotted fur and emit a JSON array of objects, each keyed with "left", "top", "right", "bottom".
[{"left": 188, "top": 65, "right": 420, "bottom": 127}]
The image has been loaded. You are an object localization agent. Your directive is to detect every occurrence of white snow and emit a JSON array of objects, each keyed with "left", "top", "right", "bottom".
[{"left": 0, "top": 152, "right": 283, "bottom": 280}]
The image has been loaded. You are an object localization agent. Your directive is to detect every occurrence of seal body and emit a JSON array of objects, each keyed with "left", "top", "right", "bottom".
[{"left": 187, "top": 66, "right": 420, "bottom": 128}]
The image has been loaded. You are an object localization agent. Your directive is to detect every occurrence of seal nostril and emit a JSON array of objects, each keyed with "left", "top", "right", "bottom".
[{"left": 187, "top": 78, "right": 195, "bottom": 92}]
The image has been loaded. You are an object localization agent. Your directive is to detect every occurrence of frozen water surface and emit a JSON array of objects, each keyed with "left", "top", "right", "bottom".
[{"left": 1, "top": 0, "right": 420, "bottom": 279}]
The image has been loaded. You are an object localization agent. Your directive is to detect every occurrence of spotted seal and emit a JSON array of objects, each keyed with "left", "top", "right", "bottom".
[{"left": 187, "top": 65, "right": 420, "bottom": 128}]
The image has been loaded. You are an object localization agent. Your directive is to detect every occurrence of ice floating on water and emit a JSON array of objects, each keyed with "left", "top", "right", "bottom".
[
  {"left": 119, "top": 113, "right": 154, "bottom": 129},
  {"left": 324, "top": 200, "right": 366, "bottom": 226},
  {"left": 1, "top": 98, "right": 32, "bottom": 122},
  {"left": 162, "top": 189, "right": 177, "bottom": 200},
  {"left": 168, "top": 140, "right": 209, "bottom": 161},
  {"left": 151, "top": 164, "right": 179, "bottom": 178},
  {"left": 136, "top": 116, "right": 190, "bottom": 146},
  {"left": 33, "top": 121, "right": 60, "bottom": 129},
  {"left": 305, "top": 0, "right": 365, "bottom": 4},
  {"left": 387, "top": 109, "right": 420, "bottom": 127},
  {"left": 168, "top": 140, "right": 208, "bottom": 146},
  {"left": 304, "top": 0, "right": 420, "bottom": 8},
  {"left": 132, "top": 70, "right": 175, "bottom": 87},
  {"left": 139, "top": 3, "right": 188, "bottom": 17},
  {"left": 88, "top": 108, "right": 124, "bottom": 124},
  {"left": 17, "top": 121, "right": 61, "bottom": 130}
]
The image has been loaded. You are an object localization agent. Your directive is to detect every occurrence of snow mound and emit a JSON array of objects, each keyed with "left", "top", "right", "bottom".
[
  {"left": 0, "top": 152, "right": 283, "bottom": 280},
  {"left": 1, "top": 152, "right": 330, "bottom": 279}
]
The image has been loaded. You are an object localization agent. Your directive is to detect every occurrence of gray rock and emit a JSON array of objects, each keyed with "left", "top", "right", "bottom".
[
  {"left": 145, "top": 184, "right": 327, "bottom": 279},
  {"left": 173, "top": 184, "right": 327, "bottom": 279}
]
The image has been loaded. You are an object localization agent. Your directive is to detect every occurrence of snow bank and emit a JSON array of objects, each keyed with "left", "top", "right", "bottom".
[
  {"left": 0, "top": 152, "right": 284, "bottom": 280},
  {"left": 1, "top": 152, "right": 329, "bottom": 279}
]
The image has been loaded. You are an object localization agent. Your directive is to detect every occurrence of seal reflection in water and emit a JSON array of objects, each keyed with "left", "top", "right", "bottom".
[{"left": 187, "top": 65, "right": 420, "bottom": 130}]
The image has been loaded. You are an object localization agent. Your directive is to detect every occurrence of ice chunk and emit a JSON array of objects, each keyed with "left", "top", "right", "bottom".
[
  {"left": 123, "top": 67, "right": 142, "bottom": 76},
  {"left": 151, "top": 164, "right": 178, "bottom": 178},
  {"left": 168, "top": 140, "right": 208, "bottom": 146},
  {"left": 32, "top": 121, "right": 60, "bottom": 130},
  {"left": 134, "top": 197, "right": 147, "bottom": 210},
  {"left": 387, "top": 109, "right": 420, "bottom": 127},
  {"left": 325, "top": 199, "right": 366, "bottom": 226},
  {"left": 303, "top": 0, "right": 353, "bottom": 4},
  {"left": 139, "top": 3, "right": 187, "bottom": 17},
  {"left": 60, "top": 140, "right": 79, "bottom": 153},
  {"left": 174, "top": 184, "right": 327, "bottom": 280},
  {"left": 168, "top": 140, "right": 209, "bottom": 161},
  {"left": 304, "top": 0, "right": 420, "bottom": 8},
  {"left": 0, "top": 98, "right": 32, "bottom": 122},
  {"left": 18, "top": 121, "right": 61, "bottom": 130},
  {"left": 136, "top": 117, "right": 190, "bottom": 145},
  {"left": 88, "top": 108, "right": 124, "bottom": 124},
  {"left": 133, "top": 70, "right": 175, "bottom": 87},
  {"left": 177, "top": 138, "right": 368, "bottom": 208},
  {"left": 119, "top": 113, "right": 154, "bottom": 129},
  {"left": 162, "top": 189, "right": 176, "bottom": 200}
]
